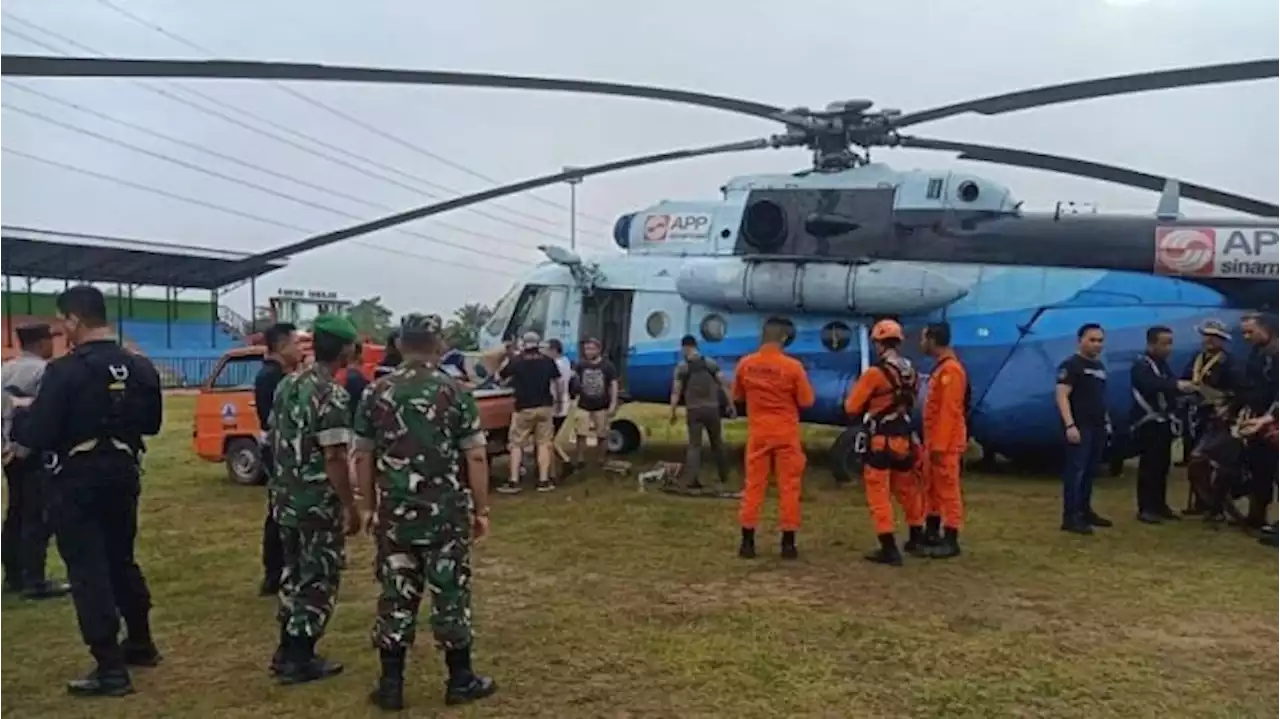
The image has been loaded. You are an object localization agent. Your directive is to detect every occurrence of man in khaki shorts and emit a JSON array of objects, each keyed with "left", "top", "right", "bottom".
[
  {"left": 497, "top": 332, "right": 563, "bottom": 494},
  {"left": 571, "top": 337, "right": 620, "bottom": 473}
]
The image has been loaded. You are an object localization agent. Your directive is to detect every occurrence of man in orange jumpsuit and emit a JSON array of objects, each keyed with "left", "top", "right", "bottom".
[
  {"left": 844, "top": 319, "right": 924, "bottom": 566},
  {"left": 919, "top": 322, "right": 968, "bottom": 559},
  {"left": 732, "top": 317, "right": 816, "bottom": 560}
]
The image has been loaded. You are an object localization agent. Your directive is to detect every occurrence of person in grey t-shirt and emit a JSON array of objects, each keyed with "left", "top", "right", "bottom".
[
  {"left": 2, "top": 323, "right": 69, "bottom": 599},
  {"left": 669, "top": 335, "right": 736, "bottom": 491}
]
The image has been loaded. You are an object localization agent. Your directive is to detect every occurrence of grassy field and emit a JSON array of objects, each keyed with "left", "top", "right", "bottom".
[{"left": 2, "top": 397, "right": 1276, "bottom": 718}]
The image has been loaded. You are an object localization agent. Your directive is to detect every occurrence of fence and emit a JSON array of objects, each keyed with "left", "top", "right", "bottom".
[{"left": 150, "top": 355, "right": 221, "bottom": 389}]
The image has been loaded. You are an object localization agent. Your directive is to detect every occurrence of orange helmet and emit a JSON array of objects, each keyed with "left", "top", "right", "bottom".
[{"left": 870, "top": 319, "right": 904, "bottom": 342}]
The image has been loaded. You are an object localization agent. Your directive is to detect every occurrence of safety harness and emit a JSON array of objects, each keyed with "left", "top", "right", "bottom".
[
  {"left": 861, "top": 355, "right": 919, "bottom": 471},
  {"left": 47, "top": 353, "right": 145, "bottom": 474},
  {"left": 1131, "top": 354, "right": 1181, "bottom": 437}
]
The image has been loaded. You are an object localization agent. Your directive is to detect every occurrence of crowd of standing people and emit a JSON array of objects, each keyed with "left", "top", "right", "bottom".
[{"left": 2, "top": 285, "right": 1275, "bottom": 712}]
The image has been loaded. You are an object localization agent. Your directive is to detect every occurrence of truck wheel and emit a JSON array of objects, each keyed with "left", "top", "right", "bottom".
[
  {"left": 225, "top": 438, "right": 263, "bottom": 486},
  {"left": 607, "top": 419, "right": 642, "bottom": 455},
  {"left": 830, "top": 426, "right": 864, "bottom": 486}
]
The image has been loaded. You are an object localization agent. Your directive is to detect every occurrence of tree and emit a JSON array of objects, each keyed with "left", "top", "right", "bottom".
[
  {"left": 442, "top": 302, "right": 493, "bottom": 351},
  {"left": 346, "top": 296, "right": 395, "bottom": 340}
]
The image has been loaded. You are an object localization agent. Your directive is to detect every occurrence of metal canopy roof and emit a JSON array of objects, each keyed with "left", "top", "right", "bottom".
[{"left": 0, "top": 226, "right": 287, "bottom": 290}]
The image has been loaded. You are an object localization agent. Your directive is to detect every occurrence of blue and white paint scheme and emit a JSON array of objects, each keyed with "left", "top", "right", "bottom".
[{"left": 479, "top": 166, "right": 1270, "bottom": 464}]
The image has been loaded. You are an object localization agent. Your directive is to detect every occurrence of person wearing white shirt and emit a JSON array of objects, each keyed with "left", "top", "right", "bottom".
[{"left": 545, "top": 339, "right": 572, "bottom": 437}]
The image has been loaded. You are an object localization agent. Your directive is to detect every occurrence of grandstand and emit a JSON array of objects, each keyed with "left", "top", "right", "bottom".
[{"left": 1, "top": 225, "right": 286, "bottom": 386}]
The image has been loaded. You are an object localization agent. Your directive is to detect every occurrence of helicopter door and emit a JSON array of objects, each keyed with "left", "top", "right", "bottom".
[{"left": 578, "top": 290, "right": 634, "bottom": 391}]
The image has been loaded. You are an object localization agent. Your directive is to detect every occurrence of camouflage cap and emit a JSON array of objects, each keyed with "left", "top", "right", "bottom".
[
  {"left": 1198, "top": 319, "right": 1232, "bottom": 340},
  {"left": 312, "top": 313, "right": 358, "bottom": 342},
  {"left": 400, "top": 313, "right": 443, "bottom": 337}
]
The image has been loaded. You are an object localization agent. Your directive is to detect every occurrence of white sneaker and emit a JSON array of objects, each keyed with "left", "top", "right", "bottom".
[
  {"left": 536, "top": 481, "right": 556, "bottom": 493},
  {"left": 496, "top": 483, "right": 522, "bottom": 495}
]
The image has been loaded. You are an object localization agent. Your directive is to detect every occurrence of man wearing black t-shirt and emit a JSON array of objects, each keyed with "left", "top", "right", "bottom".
[
  {"left": 572, "top": 337, "right": 619, "bottom": 473},
  {"left": 497, "top": 332, "right": 563, "bottom": 494},
  {"left": 1054, "top": 323, "right": 1114, "bottom": 535},
  {"left": 254, "top": 322, "right": 301, "bottom": 595}
]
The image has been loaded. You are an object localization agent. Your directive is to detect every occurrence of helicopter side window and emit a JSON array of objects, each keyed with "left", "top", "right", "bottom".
[{"left": 504, "top": 284, "right": 554, "bottom": 340}]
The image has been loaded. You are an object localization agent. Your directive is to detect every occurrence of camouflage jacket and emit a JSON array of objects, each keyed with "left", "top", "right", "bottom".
[
  {"left": 268, "top": 364, "right": 352, "bottom": 529},
  {"left": 353, "top": 359, "right": 486, "bottom": 544}
]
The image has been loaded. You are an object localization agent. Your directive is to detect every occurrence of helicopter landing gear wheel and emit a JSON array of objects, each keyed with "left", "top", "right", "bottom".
[
  {"left": 830, "top": 425, "right": 866, "bottom": 486},
  {"left": 607, "top": 419, "right": 642, "bottom": 455}
]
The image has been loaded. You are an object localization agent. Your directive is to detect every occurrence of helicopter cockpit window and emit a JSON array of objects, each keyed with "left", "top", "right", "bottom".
[
  {"left": 506, "top": 284, "right": 554, "bottom": 340},
  {"left": 485, "top": 284, "right": 522, "bottom": 337}
]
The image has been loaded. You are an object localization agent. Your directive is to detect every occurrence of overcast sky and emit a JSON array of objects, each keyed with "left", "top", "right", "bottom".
[{"left": 2, "top": 0, "right": 1277, "bottom": 318}]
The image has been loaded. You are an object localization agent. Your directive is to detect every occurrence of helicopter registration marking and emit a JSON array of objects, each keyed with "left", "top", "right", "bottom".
[{"left": 643, "top": 213, "right": 713, "bottom": 242}]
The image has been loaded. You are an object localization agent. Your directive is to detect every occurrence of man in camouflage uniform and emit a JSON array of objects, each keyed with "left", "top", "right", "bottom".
[
  {"left": 268, "top": 313, "right": 362, "bottom": 685},
  {"left": 353, "top": 313, "right": 497, "bottom": 711}
]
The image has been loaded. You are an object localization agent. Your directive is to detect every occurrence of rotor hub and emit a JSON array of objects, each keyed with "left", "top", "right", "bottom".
[{"left": 771, "top": 100, "right": 905, "bottom": 171}]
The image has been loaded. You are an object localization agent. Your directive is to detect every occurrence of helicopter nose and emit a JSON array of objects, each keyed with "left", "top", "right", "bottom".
[{"left": 613, "top": 213, "right": 635, "bottom": 250}]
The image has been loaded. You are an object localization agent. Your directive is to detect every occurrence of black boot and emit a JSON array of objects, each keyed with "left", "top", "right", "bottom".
[
  {"left": 929, "top": 528, "right": 962, "bottom": 559},
  {"left": 122, "top": 612, "right": 162, "bottom": 667},
  {"left": 780, "top": 531, "right": 798, "bottom": 560},
  {"left": 923, "top": 515, "right": 942, "bottom": 546},
  {"left": 903, "top": 526, "right": 928, "bottom": 557},
  {"left": 863, "top": 533, "right": 903, "bottom": 566},
  {"left": 68, "top": 642, "right": 134, "bottom": 698},
  {"left": 443, "top": 646, "right": 498, "bottom": 706},
  {"left": 369, "top": 648, "right": 406, "bottom": 711},
  {"left": 259, "top": 574, "right": 280, "bottom": 597},
  {"left": 738, "top": 528, "right": 757, "bottom": 559},
  {"left": 276, "top": 634, "right": 344, "bottom": 685},
  {"left": 1085, "top": 510, "right": 1113, "bottom": 528},
  {"left": 268, "top": 625, "right": 289, "bottom": 676},
  {"left": 20, "top": 579, "right": 71, "bottom": 600}
]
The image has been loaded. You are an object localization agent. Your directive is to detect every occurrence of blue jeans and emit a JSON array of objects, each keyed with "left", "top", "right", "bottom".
[{"left": 1062, "top": 425, "right": 1106, "bottom": 524}]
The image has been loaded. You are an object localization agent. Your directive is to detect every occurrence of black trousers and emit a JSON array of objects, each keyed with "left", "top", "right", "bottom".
[
  {"left": 2, "top": 457, "right": 53, "bottom": 588},
  {"left": 1245, "top": 442, "right": 1277, "bottom": 524},
  {"left": 46, "top": 464, "right": 152, "bottom": 650},
  {"left": 1134, "top": 423, "right": 1173, "bottom": 514},
  {"left": 260, "top": 446, "right": 284, "bottom": 583}
]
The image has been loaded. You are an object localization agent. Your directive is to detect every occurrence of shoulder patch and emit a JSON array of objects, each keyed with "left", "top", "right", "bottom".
[{"left": 1056, "top": 367, "right": 1068, "bottom": 382}]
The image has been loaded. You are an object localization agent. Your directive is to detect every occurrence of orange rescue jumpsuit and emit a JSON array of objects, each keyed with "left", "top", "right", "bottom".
[
  {"left": 844, "top": 358, "right": 924, "bottom": 535},
  {"left": 732, "top": 344, "right": 816, "bottom": 532},
  {"left": 923, "top": 350, "right": 968, "bottom": 531}
]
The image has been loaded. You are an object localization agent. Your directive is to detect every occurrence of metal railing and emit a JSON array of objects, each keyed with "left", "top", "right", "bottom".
[{"left": 150, "top": 355, "right": 220, "bottom": 389}]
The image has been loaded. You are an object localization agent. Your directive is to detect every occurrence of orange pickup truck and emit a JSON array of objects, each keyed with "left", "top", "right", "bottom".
[{"left": 191, "top": 346, "right": 518, "bottom": 484}]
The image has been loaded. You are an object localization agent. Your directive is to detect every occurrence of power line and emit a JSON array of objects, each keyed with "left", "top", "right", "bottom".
[
  {"left": 93, "top": 0, "right": 614, "bottom": 228},
  {"left": 0, "top": 146, "right": 517, "bottom": 278},
  {"left": 3, "top": 101, "right": 532, "bottom": 269},
  {"left": 1, "top": 13, "right": 615, "bottom": 250},
  {"left": 3, "top": 81, "right": 559, "bottom": 260}
]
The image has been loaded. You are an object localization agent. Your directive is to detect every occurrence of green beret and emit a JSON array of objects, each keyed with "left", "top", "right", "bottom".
[
  {"left": 400, "top": 313, "right": 443, "bottom": 336},
  {"left": 312, "top": 313, "right": 358, "bottom": 343}
]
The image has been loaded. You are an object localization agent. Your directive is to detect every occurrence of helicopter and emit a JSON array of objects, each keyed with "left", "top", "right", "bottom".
[{"left": 3, "top": 54, "right": 1278, "bottom": 472}]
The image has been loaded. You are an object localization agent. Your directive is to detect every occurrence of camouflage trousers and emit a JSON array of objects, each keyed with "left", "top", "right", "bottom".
[
  {"left": 371, "top": 535, "right": 473, "bottom": 651},
  {"left": 277, "top": 524, "right": 346, "bottom": 639}
]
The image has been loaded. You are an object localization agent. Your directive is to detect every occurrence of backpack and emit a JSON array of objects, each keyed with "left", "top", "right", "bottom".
[
  {"left": 873, "top": 355, "right": 918, "bottom": 420},
  {"left": 679, "top": 357, "right": 731, "bottom": 417}
]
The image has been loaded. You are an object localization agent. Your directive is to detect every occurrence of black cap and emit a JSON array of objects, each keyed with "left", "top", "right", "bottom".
[{"left": 15, "top": 323, "right": 53, "bottom": 345}]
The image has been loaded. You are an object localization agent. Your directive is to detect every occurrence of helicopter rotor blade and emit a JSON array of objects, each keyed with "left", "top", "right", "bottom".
[
  {"left": 893, "top": 59, "right": 1278, "bottom": 129},
  {"left": 213, "top": 137, "right": 773, "bottom": 281},
  {"left": 896, "top": 135, "right": 1279, "bottom": 218},
  {"left": 0, "top": 55, "right": 790, "bottom": 123}
]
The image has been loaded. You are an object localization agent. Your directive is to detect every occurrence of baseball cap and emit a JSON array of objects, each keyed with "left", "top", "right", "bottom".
[{"left": 521, "top": 331, "right": 541, "bottom": 349}]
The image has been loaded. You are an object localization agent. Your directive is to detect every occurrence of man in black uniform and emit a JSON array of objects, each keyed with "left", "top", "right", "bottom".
[
  {"left": 11, "top": 285, "right": 163, "bottom": 697},
  {"left": 1128, "top": 326, "right": 1196, "bottom": 524},
  {"left": 1054, "top": 323, "right": 1114, "bottom": 535},
  {"left": 254, "top": 322, "right": 299, "bottom": 596},
  {"left": 1179, "top": 320, "right": 1234, "bottom": 515},
  {"left": 1238, "top": 313, "right": 1278, "bottom": 530}
]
